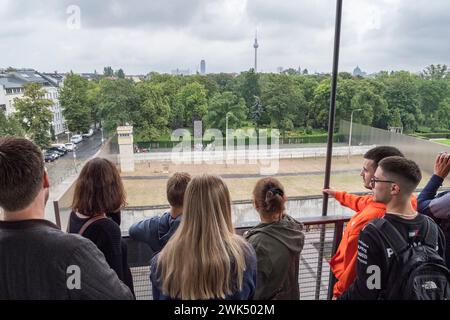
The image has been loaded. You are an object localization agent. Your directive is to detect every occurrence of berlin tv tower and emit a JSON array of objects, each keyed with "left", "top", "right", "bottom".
[{"left": 253, "top": 29, "right": 259, "bottom": 72}]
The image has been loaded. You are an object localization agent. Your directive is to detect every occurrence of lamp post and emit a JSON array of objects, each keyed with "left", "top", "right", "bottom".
[
  {"left": 101, "top": 127, "right": 104, "bottom": 144},
  {"left": 225, "top": 112, "right": 233, "bottom": 152},
  {"left": 73, "top": 147, "right": 77, "bottom": 173},
  {"left": 348, "top": 109, "right": 362, "bottom": 161}
]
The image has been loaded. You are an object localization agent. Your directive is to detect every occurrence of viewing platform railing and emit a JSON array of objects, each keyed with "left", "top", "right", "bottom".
[{"left": 124, "top": 215, "right": 351, "bottom": 300}]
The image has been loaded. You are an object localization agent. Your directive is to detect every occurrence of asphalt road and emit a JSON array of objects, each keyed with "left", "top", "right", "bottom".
[{"left": 46, "top": 130, "right": 103, "bottom": 186}]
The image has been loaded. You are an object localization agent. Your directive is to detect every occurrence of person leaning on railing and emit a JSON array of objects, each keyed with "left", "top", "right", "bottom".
[
  {"left": 129, "top": 172, "right": 191, "bottom": 254},
  {"left": 339, "top": 157, "right": 447, "bottom": 300},
  {"left": 323, "top": 146, "right": 417, "bottom": 298},
  {"left": 418, "top": 152, "right": 450, "bottom": 268},
  {"left": 244, "top": 177, "right": 305, "bottom": 300},
  {"left": 0, "top": 137, "right": 133, "bottom": 300},
  {"left": 150, "top": 174, "right": 257, "bottom": 300},
  {"left": 67, "top": 158, "right": 135, "bottom": 296}
]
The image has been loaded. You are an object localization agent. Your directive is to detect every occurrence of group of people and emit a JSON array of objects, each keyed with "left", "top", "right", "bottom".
[
  {"left": 1, "top": 136, "right": 450, "bottom": 300},
  {"left": 326, "top": 146, "right": 450, "bottom": 299}
]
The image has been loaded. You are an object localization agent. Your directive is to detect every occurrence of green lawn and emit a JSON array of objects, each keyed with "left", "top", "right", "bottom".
[{"left": 433, "top": 139, "right": 450, "bottom": 146}]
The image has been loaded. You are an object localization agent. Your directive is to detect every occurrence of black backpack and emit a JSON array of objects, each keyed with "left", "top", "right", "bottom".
[{"left": 368, "top": 216, "right": 450, "bottom": 300}]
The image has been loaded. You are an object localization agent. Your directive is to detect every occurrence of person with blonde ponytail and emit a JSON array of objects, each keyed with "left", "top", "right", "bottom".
[
  {"left": 150, "top": 174, "right": 257, "bottom": 300},
  {"left": 244, "top": 178, "right": 305, "bottom": 300}
]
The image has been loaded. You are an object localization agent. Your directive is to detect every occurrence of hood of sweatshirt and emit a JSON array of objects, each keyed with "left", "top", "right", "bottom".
[{"left": 244, "top": 214, "right": 305, "bottom": 253}]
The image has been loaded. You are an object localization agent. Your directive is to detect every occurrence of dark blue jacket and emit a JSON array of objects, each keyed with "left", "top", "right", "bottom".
[
  {"left": 129, "top": 212, "right": 181, "bottom": 254},
  {"left": 417, "top": 174, "right": 450, "bottom": 267},
  {"left": 150, "top": 243, "right": 257, "bottom": 300}
]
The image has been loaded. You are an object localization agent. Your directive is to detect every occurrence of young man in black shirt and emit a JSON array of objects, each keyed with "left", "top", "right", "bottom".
[{"left": 340, "top": 156, "right": 446, "bottom": 300}]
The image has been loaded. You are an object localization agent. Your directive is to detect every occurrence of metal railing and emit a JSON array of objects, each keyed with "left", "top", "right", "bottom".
[{"left": 124, "top": 215, "right": 350, "bottom": 300}]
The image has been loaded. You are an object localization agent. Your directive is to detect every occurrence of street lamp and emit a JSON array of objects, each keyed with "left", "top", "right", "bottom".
[
  {"left": 101, "top": 127, "right": 104, "bottom": 144},
  {"left": 225, "top": 112, "right": 233, "bottom": 152},
  {"left": 348, "top": 109, "right": 362, "bottom": 161},
  {"left": 73, "top": 147, "right": 77, "bottom": 173}
]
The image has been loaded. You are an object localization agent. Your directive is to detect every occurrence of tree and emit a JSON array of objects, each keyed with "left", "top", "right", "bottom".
[
  {"left": 147, "top": 75, "right": 186, "bottom": 129},
  {"left": 14, "top": 83, "right": 53, "bottom": 148},
  {"left": 203, "top": 91, "right": 247, "bottom": 132},
  {"left": 0, "top": 110, "right": 24, "bottom": 137},
  {"left": 421, "top": 64, "right": 448, "bottom": 80},
  {"left": 175, "top": 82, "right": 208, "bottom": 127},
  {"left": 433, "top": 98, "right": 450, "bottom": 130},
  {"left": 418, "top": 79, "right": 449, "bottom": 126},
  {"left": 238, "top": 69, "right": 261, "bottom": 110},
  {"left": 116, "top": 69, "right": 125, "bottom": 79},
  {"left": 260, "top": 74, "right": 307, "bottom": 136},
  {"left": 98, "top": 78, "right": 140, "bottom": 132},
  {"left": 59, "top": 73, "right": 91, "bottom": 134},
  {"left": 86, "top": 81, "right": 101, "bottom": 128},
  {"left": 103, "top": 66, "right": 114, "bottom": 77},
  {"left": 249, "top": 96, "right": 264, "bottom": 126},
  {"left": 387, "top": 108, "right": 402, "bottom": 127},
  {"left": 382, "top": 71, "right": 423, "bottom": 130},
  {"left": 134, "top": 82, "right": 171, "bottom": 140}
]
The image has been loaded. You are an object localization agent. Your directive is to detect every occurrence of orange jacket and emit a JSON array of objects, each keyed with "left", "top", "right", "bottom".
[{"left": 329, "top": 191, "right": 417, "bottom": 298}]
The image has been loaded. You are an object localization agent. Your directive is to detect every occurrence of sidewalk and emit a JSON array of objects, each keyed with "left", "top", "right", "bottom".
[{"left": 44, "top": 138, "right": 112, "bottom": 225}]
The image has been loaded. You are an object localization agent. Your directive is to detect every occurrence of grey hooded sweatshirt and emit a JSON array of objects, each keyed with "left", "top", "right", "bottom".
[{"left": 244, "top": 214, "right": 305, "bottom": 300}]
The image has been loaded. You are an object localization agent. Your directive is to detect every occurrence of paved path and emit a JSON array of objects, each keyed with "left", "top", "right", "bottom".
[{"left": 121, "top": 169, "right": 362, "bottom": 180}]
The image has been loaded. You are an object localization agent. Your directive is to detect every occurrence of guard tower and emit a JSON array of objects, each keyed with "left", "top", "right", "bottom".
[{"left": 117, "top": 126, "right": 135, "bottom": 172}]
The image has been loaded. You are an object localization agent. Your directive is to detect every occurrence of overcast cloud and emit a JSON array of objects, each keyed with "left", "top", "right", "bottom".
[{"left": 0, "top": 0, "right": 449, "bottom": 75}]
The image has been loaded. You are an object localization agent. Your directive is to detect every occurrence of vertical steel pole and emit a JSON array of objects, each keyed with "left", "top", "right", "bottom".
[{"left": 316, "top": 0, "right": 343, "bottom": 300}]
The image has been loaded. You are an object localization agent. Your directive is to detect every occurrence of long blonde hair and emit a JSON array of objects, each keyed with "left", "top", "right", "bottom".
[{"left": 156, "top": 174, "right": 249, "bottom": 299}]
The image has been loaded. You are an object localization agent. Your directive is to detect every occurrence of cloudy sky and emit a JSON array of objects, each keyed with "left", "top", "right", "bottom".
[{"left": 0, "top": 0, "right": 449, "bottom": 75}]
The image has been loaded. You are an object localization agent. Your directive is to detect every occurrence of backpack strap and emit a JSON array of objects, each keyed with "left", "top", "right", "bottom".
[
  {"left": 421, "top": 216, "right": 439, "bottom": 250},
  {"left": 370, "top": 218, "right": 409, "bottom": 255},
  {"left": 78, "top": 213, "right": 107, "bottom": 236}
]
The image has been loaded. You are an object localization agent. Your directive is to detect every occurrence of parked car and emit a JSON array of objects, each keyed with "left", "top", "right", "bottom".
[
  {"left": 51, "top": 143, "right": 67, "bottom": 150},
  {"left": 48, "top": 146, "right": 67, "bottom": 156},
  {"left": 44, "top": 150, "right": 58, "bottom": 162},
  {"left": 71, "top": 135, "right": 83, "bottom": 144},
  {"left": 82, "top": 129, "right": 94, "bottom": 138},
  {"left": 64, "top": 142, "right": 76, "bottom": 151}
]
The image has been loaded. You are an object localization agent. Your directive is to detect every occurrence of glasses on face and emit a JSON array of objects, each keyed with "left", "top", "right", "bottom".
[{"left": 370, "top": 177, "right": 395, "bottom": 188}]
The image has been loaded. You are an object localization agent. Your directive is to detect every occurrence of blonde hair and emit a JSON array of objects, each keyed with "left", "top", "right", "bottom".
[{"left": 156, "top": 174, "right": 249, "bottom": 299}]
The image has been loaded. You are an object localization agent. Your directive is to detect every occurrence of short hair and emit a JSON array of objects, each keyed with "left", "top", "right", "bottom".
[
  {"left": 364, "top": 146, "right": 404, "bottom": 168},
  {"left": 166, "top": 172, "right": 191, "bottom": 207},
  {"left": 71, "top": 158, "right": 126, "bottom": 216},
  {"left": 378, "top": 156, "right": 422, "bottom": 194},
  {"left": 253, "top": 177, "right": 286, "bottom": 216},
  {"left": 0, "top": 137, "right": 45, "bottom": 212}
]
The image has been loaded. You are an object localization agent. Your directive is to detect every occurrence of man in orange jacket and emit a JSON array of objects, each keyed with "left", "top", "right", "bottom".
[{"left": 323, "top": 146, "right": 417, "bottom": 298}]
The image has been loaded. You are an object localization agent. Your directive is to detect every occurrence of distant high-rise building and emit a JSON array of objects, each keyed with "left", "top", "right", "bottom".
[
  {"left": 200, "top": 60, "right": 206, "bottom": 75},
  {"left": 253, "top": 30, "right": 259, "bottom": 72}
]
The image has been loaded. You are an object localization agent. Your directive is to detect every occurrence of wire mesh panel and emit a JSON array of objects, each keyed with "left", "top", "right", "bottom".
[
  {"left": 299, "top": 223, "right": 335, "bottom": 300},
  {"left": 131, "top": 266, "right": 152, "bottom": 300}
]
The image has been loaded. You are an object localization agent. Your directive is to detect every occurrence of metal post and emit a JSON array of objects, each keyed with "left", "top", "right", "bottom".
[
  {"left": 226, "top": 113, "right": 229, "bottom": 152},
  {"left": 53, "top": 200, "right": 62, "bottom": 230},
  {"left": 327, "top": 220, "right": 345, "bottom": 300},
  {"left": 322, "top": 0, "right": 343, "bottom": 216},
  {"left": 316, "top": 0, "right": 343, "bottom": 300},
  {"left": 101, "top": 127, "right": 105, "bottom": 144},
  {"left": 348, "top": 109, "right": 361, "bottom": 162}
]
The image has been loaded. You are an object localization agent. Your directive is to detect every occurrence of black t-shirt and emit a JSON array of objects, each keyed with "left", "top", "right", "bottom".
[{"left": 340, "top": 213, "right": 446, "bottom": 300}]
